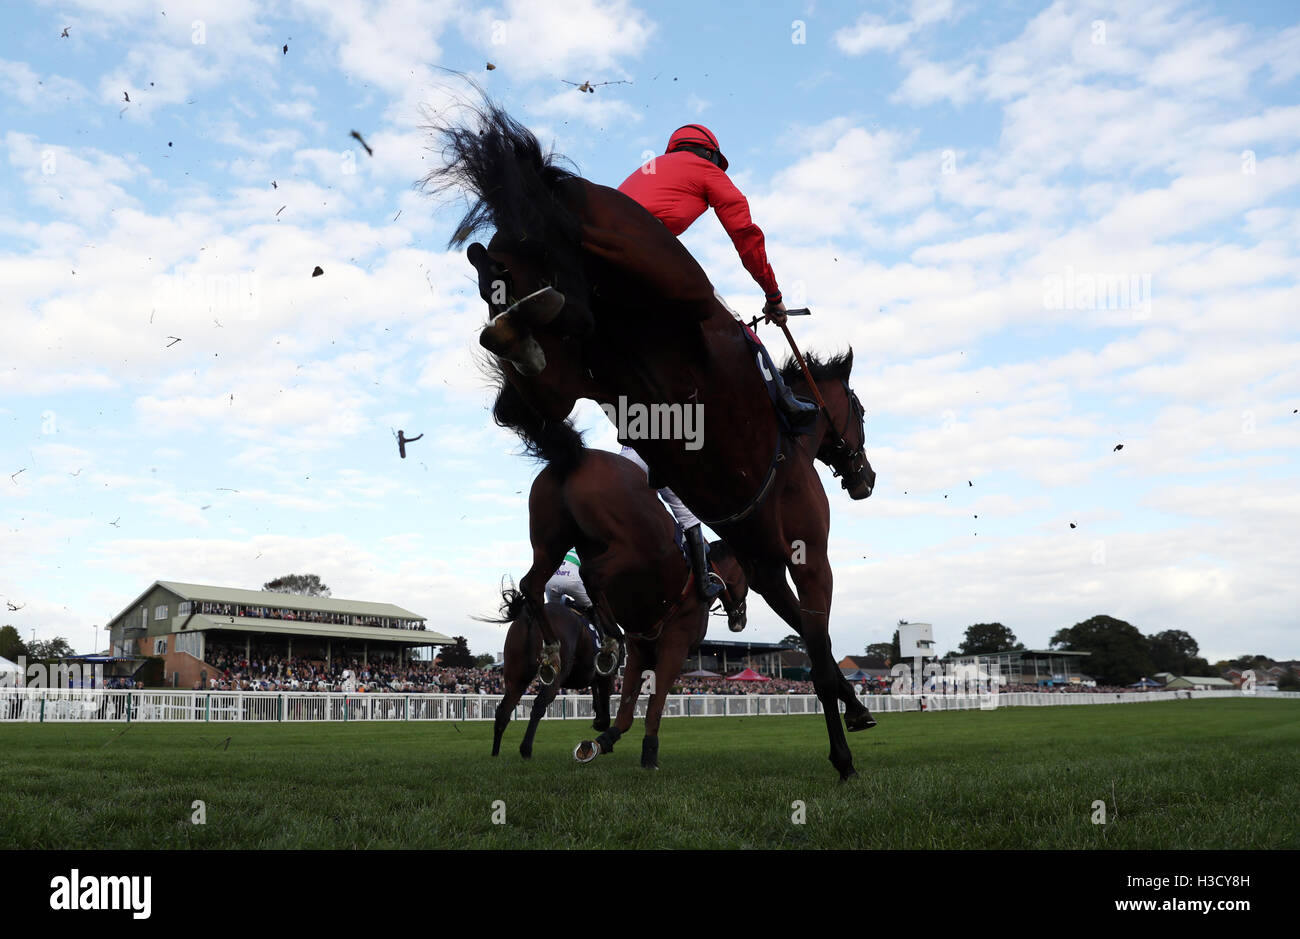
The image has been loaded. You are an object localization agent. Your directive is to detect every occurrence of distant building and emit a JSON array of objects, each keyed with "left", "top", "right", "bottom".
[
  {"left": 105, "top": 580, "right": 451, "bottom": 688},
  {"left": 1163, "top": 675, "right": 1237, "bottom": 691},
  {"left": 938, "top": 648, "right": 1092, "bottom": 686}
]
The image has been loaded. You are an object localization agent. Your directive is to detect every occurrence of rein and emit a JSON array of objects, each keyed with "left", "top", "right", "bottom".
[{"left": 748, "top": 315, "right": 867, "bottom": 486}]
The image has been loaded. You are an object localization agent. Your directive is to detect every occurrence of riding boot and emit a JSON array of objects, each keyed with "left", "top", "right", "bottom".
[
  {"left": 757, "top": 344, "right": 819, "bottom": 425},
  {"left": 685, "top": 524, "right": 724, "bottom": 601}
]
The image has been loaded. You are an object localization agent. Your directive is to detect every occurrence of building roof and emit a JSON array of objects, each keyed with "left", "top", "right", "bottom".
[
  {"left": 180, "top": 614, "right": 451, "bottom": 645},
  {"left": 1165, "top": 675, "right": 1236, "bottom": 688},
  {"left": 940, "top": 648, "right": 1091, "bottom": 660},
  {"left": 109, "top": 580, "right": 425, "bottom": 629}
]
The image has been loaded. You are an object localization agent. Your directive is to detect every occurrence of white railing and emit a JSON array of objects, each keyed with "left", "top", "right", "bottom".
[{"left": 1, "top": 687, "right": 1293, "bottom": 724}]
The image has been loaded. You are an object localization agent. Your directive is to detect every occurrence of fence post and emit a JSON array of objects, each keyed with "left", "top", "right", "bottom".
[
  {"left": 344, "top": 695, "right": 349, "bottom": 722},
  {"left": 404, "top": 696, "right": 409, "bottom": 721},
  {"left": 278, "top": 694, "right": 284, "bottom": 722},
  {"left": 39, "top": 696, "right": 45, "bottom": 723},
  {"left": 205, "top": 694, "right": 210, "bottom": 722},
  {"left": 127, "top": 692, "right": 133, "bottom": 723}
]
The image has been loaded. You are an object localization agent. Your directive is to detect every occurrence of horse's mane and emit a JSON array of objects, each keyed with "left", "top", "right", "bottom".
[
  {"left": 423, "top": 96, "right": 583, "bottom": 252},
  {"left": 779, "top": 348, "right": 854, "bottom": 386},
  {"left": 485, "top": 364, "right": 585, "bottom": 476}
]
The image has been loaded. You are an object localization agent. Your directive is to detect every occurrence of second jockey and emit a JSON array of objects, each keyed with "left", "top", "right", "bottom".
[
  {"left": 545, "top": 549, "right": 621, "bottom": 675},
  {"left": 618, "top": 124, "right": 818, "bottom": 424}
]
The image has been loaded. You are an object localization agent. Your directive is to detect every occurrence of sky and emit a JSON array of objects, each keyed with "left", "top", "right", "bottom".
[{"left": 1, "top": 0, "right": 1297, "bottom": 665}]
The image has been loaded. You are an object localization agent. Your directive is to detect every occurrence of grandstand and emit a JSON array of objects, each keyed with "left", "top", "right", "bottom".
[
  {"left": 104, "top": 580, "right": 451, "bottom": 689},
  {"left": 938, "top": 648, "right": 1092, "bottom": 686}
]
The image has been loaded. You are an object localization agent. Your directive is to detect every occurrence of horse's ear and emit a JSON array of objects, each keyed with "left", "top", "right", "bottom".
[{"left": 468, "top": 242, "right": 489, "bottom": 264}]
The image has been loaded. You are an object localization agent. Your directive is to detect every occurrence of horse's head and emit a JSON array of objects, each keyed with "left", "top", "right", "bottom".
[
  {"left": 470, "top": 237, "right": 596, "bottom": 423},
  {"left": 783, "top": 349, "right": 876, "bottom": 500}
]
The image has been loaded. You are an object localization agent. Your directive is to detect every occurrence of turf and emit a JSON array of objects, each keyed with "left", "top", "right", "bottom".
[{"left": 1, "top": 699, "right": 1296, "bottom": 849}]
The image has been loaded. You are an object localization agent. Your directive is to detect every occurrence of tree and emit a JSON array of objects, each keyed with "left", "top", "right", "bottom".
[
  {"left": 262, "top": 574, "right": 331, "bottom": 597},
  {"left": 865, "top": 630, "right": 901, "bottom": 665},
  {"left": 1051, "top": 615, "right": 1153, "bottom": 686},
  {"left": 779, "top": 633, "right": 806, "bottom": 652},
  {"left": 473, "top": 653, "right": 496, "bottom": 668},
  {"left": 1278, "top": 670, "right": 1300, "bottom": 692},
  {"left": 958, "top": 623, "right": 1024, "bottom": 656},
  {"left": 27, "top": 637, "right": 75, "bottom": 660},
  {"left": 1147, "top": 629, "right": 1207, "bottom": 675},
  {"left": 437, "top": 636, "right": 476, "bottom": 669},
  {"left": 0, "top": 625, "right": 28, "bottom": 662}
]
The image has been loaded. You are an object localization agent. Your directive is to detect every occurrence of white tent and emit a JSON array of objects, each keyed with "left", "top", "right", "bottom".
[{"left": 0, "top": 655, "right": 22, "bottom": 685}]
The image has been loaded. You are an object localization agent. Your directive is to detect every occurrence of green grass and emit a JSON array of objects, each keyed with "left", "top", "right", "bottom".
[{"left": 1, "top": 699, "right": 1296, "bottom": 849}]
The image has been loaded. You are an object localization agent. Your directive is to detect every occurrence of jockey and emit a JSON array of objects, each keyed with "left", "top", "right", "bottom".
[
  {"left": 544, "top": 550, "right": 593, "bottom": 610},
  {"left": 618, "top": 124, "right": 818, "bottom": 423},
  {"left": 618, "top": 445, "right": 723, "bottom": 602},
  {"left": 545, "top": 550, "right": 621, "bottom": 675}
]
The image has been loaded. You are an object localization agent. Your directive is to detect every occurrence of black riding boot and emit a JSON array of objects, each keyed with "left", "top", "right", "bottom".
[
  {"left": 757, "top": 344, "right": 819, "bottom": 424},
  {"left": 685, "top": 524, "right": 724, "bottom": 601}
]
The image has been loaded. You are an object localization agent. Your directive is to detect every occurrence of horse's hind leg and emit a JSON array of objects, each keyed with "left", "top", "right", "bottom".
[
  {"left": 492, "top": 685, "right": 523, "bottom": 757},
  {"left": 520, "top": 682, "right": 558, "bottom": 759}
]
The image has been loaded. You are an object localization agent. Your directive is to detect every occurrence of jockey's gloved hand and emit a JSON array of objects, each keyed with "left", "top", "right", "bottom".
[{"left": 762, "top": 298, "right": 788, "bottom": 326}]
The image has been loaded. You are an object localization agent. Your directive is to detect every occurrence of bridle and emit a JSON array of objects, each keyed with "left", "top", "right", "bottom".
[{"left": 824, "top": 379, "right": 868, "bottom": 490}]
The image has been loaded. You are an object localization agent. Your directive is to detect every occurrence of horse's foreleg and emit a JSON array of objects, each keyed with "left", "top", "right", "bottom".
[
  {"left": 786, "top": 561, "right": 858, "bottom": 781},
  {"left": 575, "top": 641, "right": 642, "bottom": 763},
  {"left": 591, "top": 674, "right": 612, "bottom": 732},
  {"left": 641, "top": 621, "right": 692, "bottom": 770},
  {"left": 752, "top": 561, "right": 871, "bottom": 727}
]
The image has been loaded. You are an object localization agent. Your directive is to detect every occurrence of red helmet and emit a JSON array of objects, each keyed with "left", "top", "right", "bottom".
[{"left": 666, "top": 124, "right": 728, "bottom": 171}]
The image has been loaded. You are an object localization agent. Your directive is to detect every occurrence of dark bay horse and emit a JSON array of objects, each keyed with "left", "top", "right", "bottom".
[
  {"left": 499, "top": 403, "right": 747, "bottom": 769},
  {"left": 490, "top": 596, "right": 613, "bottom": 759},
  {"left": 430, "top": 103, "right": 876, "bottom": 779}
]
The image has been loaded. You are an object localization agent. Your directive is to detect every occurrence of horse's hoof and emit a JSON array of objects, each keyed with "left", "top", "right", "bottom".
[
  {"left": 838, "top": 768, "right": 859, "bottom": 783},
  {"left": 846, "top": 712, "right": 877, "bottom": 732},
  {"left": 642, "top": 763, "right": 660, "bottom": 771},
  {"left": 574, "top": 740, "right": 600, "bottom": 764},
  {"left": 537, "top": 663, "right": 556, "bottom": 686},
  {"left": 595, "top": 651, "right": 617, "bottom": 676}
]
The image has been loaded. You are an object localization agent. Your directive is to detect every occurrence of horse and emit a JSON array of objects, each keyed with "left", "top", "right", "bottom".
[
  {"left": 488, "top": 595, "right": 613, "bottom": 759},
  {"left": 496, "top": 403, "right": 748, "bottom": 769},
  {"left": 429, "top": 101, "right": 876, "bottom": 780}
]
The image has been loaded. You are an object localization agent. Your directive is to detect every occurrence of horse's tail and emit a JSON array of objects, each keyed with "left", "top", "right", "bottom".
[
  {"left": 476, "top": 585, "right": 529, "bottom": 626},
  {"left": 491, "top": 379, "right": 585, "bottom": 477},
  {"left": 426, "top": 98, "right": 582, "bottom": 254}
]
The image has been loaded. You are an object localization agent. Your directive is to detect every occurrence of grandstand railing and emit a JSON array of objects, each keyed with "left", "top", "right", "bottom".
[{"left": 1, "top": 687, "right": 1295, "bottom": 723}]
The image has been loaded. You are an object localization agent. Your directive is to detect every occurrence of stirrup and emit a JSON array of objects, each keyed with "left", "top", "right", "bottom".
[
  {"left": 594, "top": 642, "right": 619, "bottom": 676},
  {"left": 698, "top": 571, "right": 724, "bottom": 601}
]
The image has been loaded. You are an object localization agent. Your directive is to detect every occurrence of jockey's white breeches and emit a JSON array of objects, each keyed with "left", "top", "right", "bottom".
[
  {"left": 618, "top": 445, "right": 702, "bottom": 530},
  {"left": 545, "top": 559, "right": 592, "bottom": 608}
]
